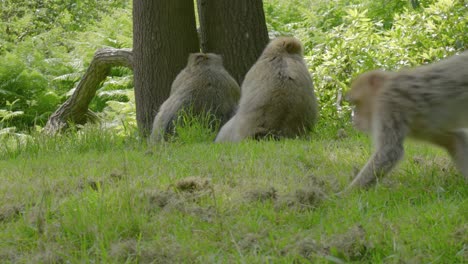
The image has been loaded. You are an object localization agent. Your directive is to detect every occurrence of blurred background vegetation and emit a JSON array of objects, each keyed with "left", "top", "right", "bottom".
[{"left": 0, "top": 0, "right": 466, "bottom": 135}]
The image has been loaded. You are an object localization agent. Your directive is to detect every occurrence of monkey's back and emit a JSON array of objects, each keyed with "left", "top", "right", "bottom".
[
  {"left": 150, "top": 58, "right": 240, "bottom": 143},
  {"left": 175, "top": 66, "right": 240, "bottom": 121},
  {"left": 238, "top": 53, "right": 318, "bottom": 136},
  {"left": 379, "top": 51, "right": 468, "bottom": 135}
]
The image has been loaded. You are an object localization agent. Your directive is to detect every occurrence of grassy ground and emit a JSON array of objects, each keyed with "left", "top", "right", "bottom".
[{"left": 0, "top": 123, "right": 466, "bottom": 263}]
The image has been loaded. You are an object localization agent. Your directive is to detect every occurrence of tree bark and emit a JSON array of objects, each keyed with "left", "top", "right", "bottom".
[
  {"left": 133, "top": 0, "right": 199, "bottom": 136},
  {"left": 197, "top": 0, "right": 269, "bottom": 85},
  {"left": 44, "top": 48, "right": 133, "bottom": 135}
]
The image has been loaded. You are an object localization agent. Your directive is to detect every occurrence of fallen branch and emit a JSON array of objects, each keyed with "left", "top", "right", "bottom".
[{"left": 44, "top": 48, "right": 133, "bottom": 135}]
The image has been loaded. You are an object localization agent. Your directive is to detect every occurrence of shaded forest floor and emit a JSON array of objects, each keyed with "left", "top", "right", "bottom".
[{"left": 0, "top": 123, "right": 466, "bottom": 263}]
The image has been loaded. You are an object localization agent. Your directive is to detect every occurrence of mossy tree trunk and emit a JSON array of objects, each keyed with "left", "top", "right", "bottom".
[
  {"left": 197, "top": 0, "right": 269, "bottom": 85},
  {"left": 133, "top": 0, "right": 199, "bottom": 136}
]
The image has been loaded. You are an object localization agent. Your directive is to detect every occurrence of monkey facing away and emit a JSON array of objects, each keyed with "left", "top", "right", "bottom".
[
  {"left": 346, "top": 51, "right": 468, "bottom": 189},
  {"left": 149, "top": 53, "right": 240, "bottom": 143},
  {"left": 215, "top": 37, "right": 318, "bottom": 142}
]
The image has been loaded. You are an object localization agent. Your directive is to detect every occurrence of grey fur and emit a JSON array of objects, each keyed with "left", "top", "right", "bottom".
[
  {"left": 149, "top": 53, "right": 240, "bottom": 143},
  {"left": 215, "top": 37, "right": 318, "bottom": 142},
  {"left": 348, "top": 51, "right": 468, "bottom": 189}
]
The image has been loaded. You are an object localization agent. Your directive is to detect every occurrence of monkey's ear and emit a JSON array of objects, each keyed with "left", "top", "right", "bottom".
[
  {"left": 190, "top": 53, "right": 208, "bottom": 64},
  {"left": 284, "top": 39, "right": 302, "bottom": 55},
  {"left": 367, "top": 71, "right": 388, "bottom": 90}
]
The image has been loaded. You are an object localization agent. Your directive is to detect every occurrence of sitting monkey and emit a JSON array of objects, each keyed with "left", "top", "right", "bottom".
[
  {"left": 150, "top": 53, "right": 240, "bottom": 143},
  {"left": 215, "top": 37, "right": 318, "bottom": 142}
]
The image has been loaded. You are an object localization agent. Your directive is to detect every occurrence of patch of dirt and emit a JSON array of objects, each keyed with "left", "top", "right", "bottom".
[
  {"left": 109, "top": 239, "right": 188, "bottom": 264},
  {"left": 281, "top": 225, "right": 372, "bottom": 262},
  {"left": 78, "top": 171, "right": 126, "bottom": 192},
  {"left": 295, "top": 188, "right": 327, "bottom": 207},
  {"left": 139, "top": 240, "right": 188, "bottom": 264},
  {"left": 306, "top": 174, "right": 340, "bottom": 193},
  {"left": 412, "top": 155, "right": 425, "bottom": 165},
  {"left": 281, "top": 236, "right": 326, "bottom": 261},
  {"left": 0, "top": 247, "right": 19, "bottom": 263},
  {"left": 237, "top": 232, "right": 266, "bottom": 253},
  {"left": 145, "top": 189, "right": 179, "bottom": 209},
  {"left": 454, "top": 224, "right": 468, "bottom": 243},
  {"left": 336, "top": 128, "right": 348, "bottom": 140},
  {"left": 276, "top": 186, "right": 327, "bottom": 210},
  {"left": 78, "top": 178, "right": 104, "bottom": 191},
  {"left": 244, "top": 187, "right": 277, "bottom": 202},
  {"left": 109, "top": 239, "right": 138, "bottom": 261},
  {"left": 109, "top": 170, "right": 125, "bottom": 181},
  {"left": 174, "top": 176, "right": 212, "bottom": 193},
  {"left": 143, "top": 188, "right": 216, "bottom": 222},
  {"left": 0, "top": 204, "right": 23, "bottom": 222},
  {"left": 323, "top": 225, "right": 373, "bottom": 261},
  {"left": 30, "top": 243, "right": 68, "bottom": 264},
  {"left": 412, "top": 155, "right": 452, "bottom": 173},
  {"left": 454, "top": 224, "right": 468, "bottom": 260},
  {"left": 26, "top": 206, "right": 46, "bottom": 235}
]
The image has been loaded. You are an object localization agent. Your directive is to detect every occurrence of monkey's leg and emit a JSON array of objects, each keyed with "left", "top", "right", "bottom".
[
  {"left": 454, "top": 131, "right": 468, "bottom": 181},
  {"left": 215, "top": 117, "right": 239, "bottom": 142},
  {"left": 431, "top": 130, "right": 468, "bottom": 181}
]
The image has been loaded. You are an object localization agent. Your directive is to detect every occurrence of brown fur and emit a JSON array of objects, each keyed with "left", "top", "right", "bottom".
[
  {"left": 215, "top": 37, "right": 318, "bottom": 142},
  {"left": 150, "top": 53, "right": 240, "bottom": 143},
  {"left": 346, "top": 51, "right": 468, "bottom": 189}
]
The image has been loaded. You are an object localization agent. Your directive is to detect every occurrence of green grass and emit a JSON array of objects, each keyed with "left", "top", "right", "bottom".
[{"left": 0, "top": 123, "right": 466, "bottom": 263}]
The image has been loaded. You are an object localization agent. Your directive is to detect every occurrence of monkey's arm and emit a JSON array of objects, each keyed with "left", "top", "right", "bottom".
[
  {"left": 348, "top": 118, "right": 407, "bottom": 189},
  {"left": 349, "top": 144, "right": 404, "bottom": 188}
]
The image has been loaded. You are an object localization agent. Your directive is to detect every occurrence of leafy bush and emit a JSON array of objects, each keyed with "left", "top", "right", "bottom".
[
  {"left": 0, "top": 0, "right": 130, "bottom": 50},
  {"left": 0, "top": 53, "right": 61, "bottom": 128},
  {"left": 304, "top": 0, "right": 467, "bottom": 119},
  {"left": 0, "top": 5, "right": 133, "bottom": 130}
]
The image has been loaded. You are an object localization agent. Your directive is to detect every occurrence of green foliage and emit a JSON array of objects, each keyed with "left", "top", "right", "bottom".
[
  {"left": 304, "top": 0, "right": 467, "bottom": 119},
  {"left": 0, "top": 0, "right": 130, "bottom": 49},
  {"left": 264, "top": 0, "right": 308, "bottom": 36},
  {"left": 0, "top": 3, "right": 132, "bottom": 130},
  {"left": 0, "top": 53, "right": 60, "bottom": 128},
  {"left": 170, "top": 109, "right": 222, "bottom": 143},
  {"left": 99, "top": 90, "right": 137, "bottom": 137}
]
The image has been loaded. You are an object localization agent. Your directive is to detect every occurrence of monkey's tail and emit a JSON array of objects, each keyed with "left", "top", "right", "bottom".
[{"left": 149, "top": 95, "right": 188, "bottom": 144}]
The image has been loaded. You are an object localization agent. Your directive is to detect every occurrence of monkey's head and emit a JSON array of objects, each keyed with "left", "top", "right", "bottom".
[
  {"left": 188, "top": 53, "right": 222, "bottom": 67},
  {"left": 262, "top": 37, "right": 303, "bottom": 57},
  {"left": 347, "top": 70, "right": 390, "bottom": 133}
]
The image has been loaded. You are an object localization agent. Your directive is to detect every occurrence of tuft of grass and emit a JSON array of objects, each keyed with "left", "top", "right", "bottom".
[
  {"left": 167, "top": 108, "right": 222, "bottom": 144},
  {"left": 0, "top": 121, "right": 466, "bottom": 263}
]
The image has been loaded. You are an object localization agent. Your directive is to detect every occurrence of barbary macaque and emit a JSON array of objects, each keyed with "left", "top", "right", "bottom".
[
  {"left": 215, "top": 37, "right": 318, "bottom": 142},
  {"left": 347, "top": 51, "right": 468, "bottom": 189},
  {"left": 150, "top": 53, "right": 240, "bottom": 143}
]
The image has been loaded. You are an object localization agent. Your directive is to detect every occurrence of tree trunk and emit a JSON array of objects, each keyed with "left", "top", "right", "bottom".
[
  {"left": 197, "top": 0, "right": 269, "bottom": 85},
  {"left": 133, "top": 0, "right": 199, "bottom": 136},
  {"left": 44, "top": 48, "right": 133, "bottom": 135}
]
